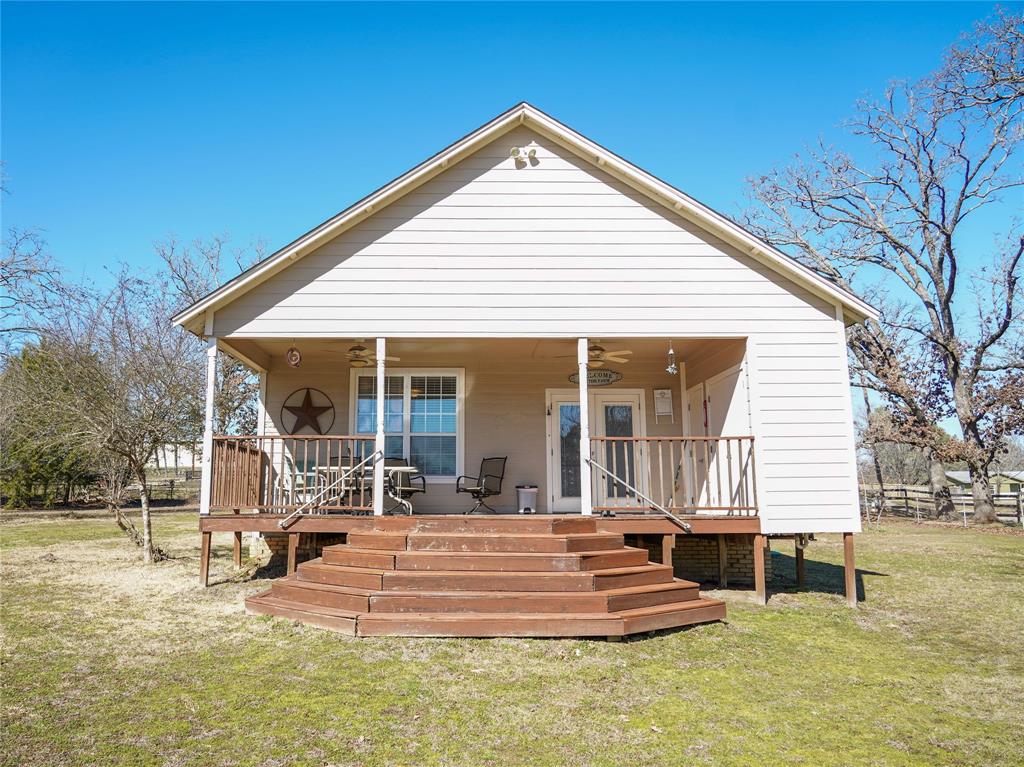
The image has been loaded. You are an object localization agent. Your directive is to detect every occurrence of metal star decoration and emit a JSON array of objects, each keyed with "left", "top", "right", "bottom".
[{"left": 284, "top": 389, "right": 332, "bottom": 434}]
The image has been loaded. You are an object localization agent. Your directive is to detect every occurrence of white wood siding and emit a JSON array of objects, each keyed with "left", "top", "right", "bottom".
[{"left": 221, "top": 125, "right": 860, "bottom": 533}]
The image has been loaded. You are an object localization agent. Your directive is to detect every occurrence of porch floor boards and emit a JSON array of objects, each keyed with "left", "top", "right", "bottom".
[{"left": 245, "top": 515, "right": 725, "bottom": 638}]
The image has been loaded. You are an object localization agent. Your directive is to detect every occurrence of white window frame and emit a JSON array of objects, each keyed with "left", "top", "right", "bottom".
[{"left": 349, "top": 367, "right": 465, "bottom": 483}]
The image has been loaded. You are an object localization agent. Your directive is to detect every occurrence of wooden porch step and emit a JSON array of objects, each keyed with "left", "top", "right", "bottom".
[
  {"left": 405, "top": 532, "right": 624, "bottom": 553},
  {"left": 356, "top": 611, "right": 623, "bottom": 638},
  {"left": 380, "top": 563, "right": 675, "bottom": 592},
  {"left": 345, "top": 531, "right": 408, "bottom": 550},
  {"left": 270, "top": 576, "right": 372, "bottom": 612},
  {"left": 368, "top": 516, "right": 598, "bottom": 535},
  {"left": 245, "top": 592, "right": 358, "bottom": 635},
  {"left": 615, "top": 598, "right": 727, "bottom": 634},
  {"left": 296, "top": 560, "right": 384, "bottom": 589},
  {"left": 592, "top": 564, "right": 676, "bottom": 590},
  {"left": 387, "top": 547, "right": 649, "bottom": 572},
  {"left": 368, "top": 581, "right": 699, "bottom": 614},
  {"left": 322, "top": 547, "right": 397, "bottom": 569}
]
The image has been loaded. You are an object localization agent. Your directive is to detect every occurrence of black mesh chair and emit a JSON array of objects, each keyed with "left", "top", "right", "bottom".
[
  {"left": 457, "top": 457, "right": 507, "bottom": 514},
  {"left": 383, "top": 458, "right": 426, "bottom": 515}
]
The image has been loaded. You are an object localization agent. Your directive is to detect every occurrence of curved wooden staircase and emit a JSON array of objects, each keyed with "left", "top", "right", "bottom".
[{"left": 245, "top": 516, "right": 725, "bottom": 637}]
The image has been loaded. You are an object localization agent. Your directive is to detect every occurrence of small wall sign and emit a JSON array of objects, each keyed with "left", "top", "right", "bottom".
[
  {"left": 569, "top": 369, "right": 623, "bottom": 387},
  {"left": 654, "top": 388, "right": 674, "bottom": 422}
]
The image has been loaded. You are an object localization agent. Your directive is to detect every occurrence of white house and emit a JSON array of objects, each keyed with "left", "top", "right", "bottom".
[{"left": 174, "top": 104, "right": 874, "bottom": 633}]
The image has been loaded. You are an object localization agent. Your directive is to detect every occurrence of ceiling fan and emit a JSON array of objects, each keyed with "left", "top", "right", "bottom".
[
  {"left": 345, "top": 341, "right": 400, "bottom": 368},
  {"left": 558, "top": 343, "right": 633, "bottom": 368}
]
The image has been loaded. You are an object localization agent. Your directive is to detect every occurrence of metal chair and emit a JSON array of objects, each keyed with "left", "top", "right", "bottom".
[
  {"left": 383, "top": 458, "right": 426, "bottom": 515},
  {"left": 457, "top": 457, "right": 507, "bottom": 514}
]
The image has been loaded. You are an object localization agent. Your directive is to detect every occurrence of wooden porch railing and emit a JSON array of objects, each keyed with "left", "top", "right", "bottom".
[
  {"left": 210, "top": 435, "right": 376, "bottom": 513},
  {"left": 589, "top": 436, "right": 758, "bottom": 516}
]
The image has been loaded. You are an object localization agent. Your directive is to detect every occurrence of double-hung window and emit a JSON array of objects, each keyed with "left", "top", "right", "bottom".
[{"left": 351, "top": 369, "right": 463, "bottom": 480}]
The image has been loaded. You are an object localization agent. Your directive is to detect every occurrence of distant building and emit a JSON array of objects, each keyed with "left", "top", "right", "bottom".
[{"left": 945, "top": 470, "right": 1023, "bottom": 494}]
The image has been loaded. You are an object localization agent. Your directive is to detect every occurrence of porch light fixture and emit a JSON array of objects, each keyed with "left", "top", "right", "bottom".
[
  {"left": 509, "top": 146, "right": 537, "bottom": 160},
  {"left": 665, "top": 343, "right": 678, "bottom": 375}
]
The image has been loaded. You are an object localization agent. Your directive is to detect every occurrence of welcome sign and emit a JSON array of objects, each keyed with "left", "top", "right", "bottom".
[{"left": 568, "top": 369, "right": 623, "bottom": 387}]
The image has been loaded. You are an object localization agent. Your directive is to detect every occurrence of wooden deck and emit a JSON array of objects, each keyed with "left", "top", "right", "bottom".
[
  {"left": 245, "top": 515, "right": 726, "bottom": 637},
  {"left": 199, "top": 511, "right": 761, "bottom": 535}
]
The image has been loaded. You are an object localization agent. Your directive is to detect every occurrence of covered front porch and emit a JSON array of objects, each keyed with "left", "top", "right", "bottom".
[{"left": 203, "top": 336, "right": 760, "bottom": 521}]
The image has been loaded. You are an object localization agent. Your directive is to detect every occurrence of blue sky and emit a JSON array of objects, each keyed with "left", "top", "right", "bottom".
[{"left": 1, "top": 1, "right": 1017, "bottom": 284}]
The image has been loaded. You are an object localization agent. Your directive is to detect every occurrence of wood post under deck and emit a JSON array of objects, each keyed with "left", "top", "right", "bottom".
[
  {"left": 717, "top": 534, "right": 728, "bottom": 587},
  {"left": 661, "top": 534, "right": 675, "bottom": 566},
  {"left": 795, "top": 539, "right": 805, "bottom": 587},
  {"left": 287, "top": 533, "right": 299, "bottom": 575},
  {"left": 753, "top": 533, "right": 767, "bottom": 604},
  {"left": 199, "top": 531, "right": 211, "bottom": 586},
  {"left": 843, "top": 532, "right": 856, "bottom": 607}
]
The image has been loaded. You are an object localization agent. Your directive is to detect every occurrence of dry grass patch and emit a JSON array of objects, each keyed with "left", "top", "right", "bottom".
[{"left": 2, "top": 513, "right": 1022, "bottom": 766}]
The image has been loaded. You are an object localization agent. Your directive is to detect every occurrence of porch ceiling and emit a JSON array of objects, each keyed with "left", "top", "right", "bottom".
[{"left": 224, "top": 337, "right": 743, "bottom": 373}]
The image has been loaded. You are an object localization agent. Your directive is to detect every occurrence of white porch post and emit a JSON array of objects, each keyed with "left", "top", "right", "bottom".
[
  {"left": 578, "top": 337, "right": 592, "bottom": 516},
  {"left": 372, "top": 337, "right": 387, "bottom": 516},
  {"left": 198, "top": 325, "right": 218, "bottom": 517}
]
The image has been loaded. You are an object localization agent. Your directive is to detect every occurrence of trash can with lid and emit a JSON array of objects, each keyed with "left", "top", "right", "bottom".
[{"left": 516, "top": 485, "right": 539, "bottom": 514}]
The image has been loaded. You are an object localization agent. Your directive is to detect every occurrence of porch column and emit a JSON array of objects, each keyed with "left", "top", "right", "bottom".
[
  {"left": 578, "top": 338, "right": 592, "bottom": 516},
  {"left": 198, "top": 330, "right": 218, "bottom": 517},
  {"left": 372, "top": 337, "right": 387, "bottom": 516}
]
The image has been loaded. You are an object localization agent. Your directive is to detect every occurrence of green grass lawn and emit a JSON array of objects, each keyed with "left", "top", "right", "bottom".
[{"left": 2, "top": 512, "right": 1022, "bottom": 767}]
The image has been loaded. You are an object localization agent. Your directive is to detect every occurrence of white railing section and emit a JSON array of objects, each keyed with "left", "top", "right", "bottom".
[
  {"left": 585, "top": 456, "right": 692, "bottom": 532},
  {"left": 589, "top": 436, "right": 758, "bottom": 516}
]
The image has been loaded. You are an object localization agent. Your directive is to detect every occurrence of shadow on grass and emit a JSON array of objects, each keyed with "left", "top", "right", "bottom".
[{"left": 768, "top": 550, "right": 888, "bottom": 603}]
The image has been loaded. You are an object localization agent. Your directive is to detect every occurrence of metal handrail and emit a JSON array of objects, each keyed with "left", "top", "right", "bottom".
[
  {"left": 585, "top": 457, "right": 691, "bottom": 533},
  {"left": 278, "top": 449, "right": 383, "bottom": 529}
]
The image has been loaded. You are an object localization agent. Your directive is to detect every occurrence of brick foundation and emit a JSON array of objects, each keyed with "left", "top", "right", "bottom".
[
  {"left": 627, "top": 533, "right": 771, "bottom": 587},
  {"left": 262, "top": 533, "right": 346, "bottom": 568}
]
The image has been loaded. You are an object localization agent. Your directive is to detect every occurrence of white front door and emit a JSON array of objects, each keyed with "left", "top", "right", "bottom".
[{"left": 546, "top": 390, "right": 645, "bottom": 512}]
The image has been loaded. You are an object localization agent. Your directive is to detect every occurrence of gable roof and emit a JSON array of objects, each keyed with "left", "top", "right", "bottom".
[{"left": 172, "top": 102, "right": 878, "bottom": 333}]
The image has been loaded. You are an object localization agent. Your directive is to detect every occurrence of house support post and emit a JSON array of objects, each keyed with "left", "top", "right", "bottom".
[
  {"left": 753, "top": 533, "right": 767, "bottom": 604},
  {"left": 372, "top": 338, "right": 387, "bottom": 516},
  {"left": 843, "top": 532, "right": 856, "bottom": 607},
  {"left": 661, "top": 534, "right": 675, "bottom": 567},
  {"left": 199, "top": 531, "right": 211, "bottom": 586},
  {"left": 578, "top": 338, "right": 592, "bottom": 516},
  {"left": 717, "top": 534, "right": 728, "bottom": 588},
  {"left": 287, "top": 533, "right": 299, "bottom": 575},
  {"left": 795, "top": 538, "right": 805, "bottom": 587}
]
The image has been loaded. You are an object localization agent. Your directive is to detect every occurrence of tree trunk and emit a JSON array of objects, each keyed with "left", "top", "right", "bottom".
[
  {"left": 925, "top": 448, "right": 956, "bottom": 519},
  {"left": 969, "top": 467, "right": 998, "bottom": 524},
  {"left": 133, "top": 466, "right": 155, "bottom": 563},
  {"left": 110, "top": 503, "right": 144, "bottom": 547}
]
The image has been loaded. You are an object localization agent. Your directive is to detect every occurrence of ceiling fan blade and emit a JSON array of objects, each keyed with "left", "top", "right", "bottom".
[
  {"left": 601, "top": 350, "right": 633, "bottom": 356},
  {"left": 589, "top": 360, "right": 606, "bottom": 368},
  {"left": 603, "top": 355, "right": 631, "bottom": 364}
]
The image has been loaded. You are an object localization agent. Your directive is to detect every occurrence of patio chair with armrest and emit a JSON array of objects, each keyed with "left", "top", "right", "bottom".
[
  {"left": 382, "top": 457, "right": 426, "bottom": 515},
  {"left": 457, "top": 456, "right": 507, "bottom": 514}
]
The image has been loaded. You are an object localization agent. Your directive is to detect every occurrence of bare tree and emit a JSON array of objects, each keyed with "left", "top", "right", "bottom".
[
  {"left": 1, "top": 228, "right": 61, "bottom": 348},
  {"left": 17, "top": 270, "right": 203, "bottom": 561},
  {"left": 747, "top": 11, "right": 1024, "bottom": 523},
  {"left": 156, "top": 236, "right": 263, "bottom": 434}
]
